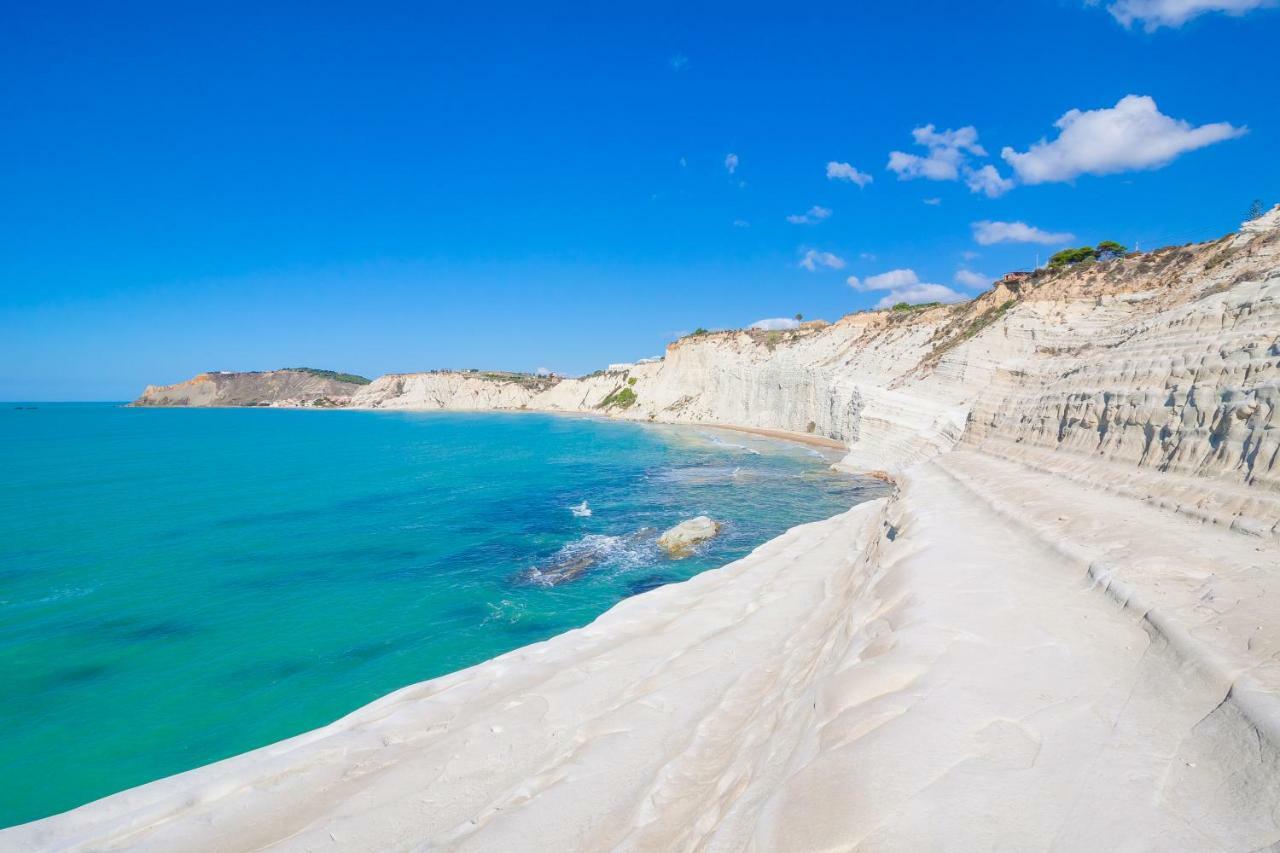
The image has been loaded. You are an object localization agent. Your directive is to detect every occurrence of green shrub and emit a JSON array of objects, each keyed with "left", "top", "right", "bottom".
[
  {"left": 286, "top": 367, "right": 372, "bottom": 385},
  {"left": 1048, "top": 246, "right": 1097, "bottom": 268},
  {"left": 1048, "top": 241, "right": 1128, "bottom": 268},
  {"left": 597, "top": 386, "right": 637, "bottom": 409},
  {"left": 1095, "top": 240, "right": 1128, "bottom": 260}
]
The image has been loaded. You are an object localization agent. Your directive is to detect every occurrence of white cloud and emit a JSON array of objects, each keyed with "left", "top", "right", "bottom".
[
  {"left": 954, "top": 269, "right": 990, "bottom": 288},
  {"left": 535, "top": 366, "right": 553, "bottom": 376},
  {"left": 873, "top": 283, "right": 967, "bottom": 309},
  {"left": 964, "top": 164, "right": 1015, "bottom": 198},
  {"left": 888, "top": 124, "right": 1015, "bottom": 196},
  {"left": 679, "top": 156, "right": 687, "bottom": 168},
  {"left": 973, "top": 220, "right": 1076, "bottom": 246},
  {"left": 1103, "top": 0, "right": 1275, "bottom": 29},
  {"left": 749, "top": 317, "right": 801, "bottom": 331},
  {"left": 887, "top": 124, "right": 985, "bottom": 182},
  {"left": 670, "top": 53, "right": 689, "bottom": 70},
  {"left": 962, "top": 250, "right": 980, "bottom": 261},
  {"left": 733, "top": 219, "right": 750, "bottom": 228},
  {"left": 847, "top": 268, "right": 968, "bottom": 307},
  {"left": 888, "top": 149, "right": 962, "bottom": 181},
  {"left": 725, "top": 153, "right": 739, "bottom": 174},
  {"left": 826, "top": 161, "right": 873, "bottom": 187},
  {"left": 786, "top": 205, "right": 833, "bottom": 225},
  {"left": 1001, "top": 95, "right": 1245, "bottom": 184},
  {"left": 849, "top": 268, "right": 920, "bottom": 291},
  {"left": 914, "top": 125, "right": 986, "bottom": 155},
  {"left": 799, "top": 250, "right": 846, "bottom": 271},
  {"left": 923, "top": 197, "right": 942, "bottom": 206}
]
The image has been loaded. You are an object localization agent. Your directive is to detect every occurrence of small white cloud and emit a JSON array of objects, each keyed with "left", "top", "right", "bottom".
[
  {"left": 849, "top": 268, "right": 921, "bottom": 291},
  {"left": 670, "top": 53, "right": 689, "bottom": 70},
  {"left": 733, "top": 219, "right": 751, "bottom": 228},
  {"left": 973, "top": 220, "right": 1076, "bottom": 246},
  {"left": 888, "top": 149, "right": 961, "bottom": 181},
  {"left": 725, "top": 153, "right": 739, "bottom": 174},
  {"left": 826, "top": 161, "right": 873, "bottom": 187},
  {"left": 849, "top": 269, "right": 967, "bottom": 307},
  {"left": 962, "top": 250, "right": 981, "bottom": 261},
  {"left": 859, "top": 252, "right": 877, "bottom": 261},
  {"left": 679, "top": 156, "right": 687, "bottom": 168},
  {"left": 535, "top": 366, "right": 553, "bottom": 376},
  {"left": 954, "top": 269, "right": 990, "bottom": 288},
  {"left": 1103, "top": 0, "right": 1274, "bottom": 29},
  {"left": 914, "top": 125, "right": 986, "bottom": 155},
  {"left": 874, "top": 283, "right": 967, "bottom": 309},
  {"left": 887, "top": 124, "right": 986, "bottom": 182},
  {"left": 964, "top": 164, "right": 1015, "bottom": 198},
  {"left": 923, "top": 197, "right": 942, "bottom": 206},
  {"left": 1002, "top": 95, "right": 1245, "bottom": 184},
  {"left": 889, "top": 124, "right": 1013, "bottom": 197},
  {"left": 749, "top": 317, "right": 801, "bottom": 331},
  {"left": 786, "top": 205, "right": 833, "bottom": 225},
  {"left": 799, "top": 249, "right": 846, "bottom": 271}
]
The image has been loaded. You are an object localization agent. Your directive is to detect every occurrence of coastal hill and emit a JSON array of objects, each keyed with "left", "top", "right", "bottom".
[
  {"left": 131, "top": 367, "right": 370, "bottom": 407},
  {"left": 24, "top": 208, "right": 1278, "bottom": 850}
]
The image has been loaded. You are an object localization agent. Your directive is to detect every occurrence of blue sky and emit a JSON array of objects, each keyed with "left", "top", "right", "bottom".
[{"left": 2, "top": 1, "right": 1278, "bottom": 399}]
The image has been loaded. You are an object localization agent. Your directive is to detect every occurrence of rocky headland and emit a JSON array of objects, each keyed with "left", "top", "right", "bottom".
[{"left": 130, "top": 368, "right": 371, "bottom": 408}]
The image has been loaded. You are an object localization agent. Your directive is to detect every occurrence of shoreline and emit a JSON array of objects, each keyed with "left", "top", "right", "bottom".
[
  {"left": 129, "top": 401, "right": 856, "bottom": 455},
  {"left": 2, "top": 410, "right": 871, "bottom": 840},
  {"left": 13, "top": 447, "right": 1277, "bottom": 849},
  {"left": 697, "top": 421, "right": 848, "bottom": 450},
  {"left": 5, "top": 499, "right": 893, "bottom": 849}
]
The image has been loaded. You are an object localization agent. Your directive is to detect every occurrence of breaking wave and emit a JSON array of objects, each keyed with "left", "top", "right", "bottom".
[{"left": 519, "top": 530, "right": 659, "bottom": 586}]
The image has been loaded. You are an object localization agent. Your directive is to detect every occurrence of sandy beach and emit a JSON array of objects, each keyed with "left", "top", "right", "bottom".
[{"left": 701, "top": 422, "right": 848, "bottom": 450}]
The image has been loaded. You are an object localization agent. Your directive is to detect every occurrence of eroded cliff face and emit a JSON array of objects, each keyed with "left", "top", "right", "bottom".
[
  {"left": 961, "top": 229, "right": 1280, "bottom": 536},
  {"left": 354, "top": 209, "right": 1280, "bottom": 536},
  {"left": 349, "top": 311, "right": 974, "bottom": 471},
  {"left": 132, "top": 369, "right": 369, "bottom": 407},
  {"left": 137, "top": 208, "right": 1280, "bottom": 536}
]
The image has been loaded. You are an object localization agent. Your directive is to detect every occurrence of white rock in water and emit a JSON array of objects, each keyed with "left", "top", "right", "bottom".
[{"left": 657, "top": 516, "right": 721, "bottom": 557}]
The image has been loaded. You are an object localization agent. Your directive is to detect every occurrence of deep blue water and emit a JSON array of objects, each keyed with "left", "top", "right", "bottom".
[{"left": 0, "top": 404, "right": 885, "bottom": 827}]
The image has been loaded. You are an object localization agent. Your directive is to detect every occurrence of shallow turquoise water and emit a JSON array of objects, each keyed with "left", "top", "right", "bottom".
[{"left": 0, "top": 404, "right": 885, "bottom": 827}]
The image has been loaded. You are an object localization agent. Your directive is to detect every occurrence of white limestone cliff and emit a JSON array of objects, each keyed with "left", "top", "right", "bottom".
[
  {"left": 46, "top": 208, "right": 1280, "bottom": 851},
  {"left": 347, "top": 209, "right": 1280, "bottom": 536}
]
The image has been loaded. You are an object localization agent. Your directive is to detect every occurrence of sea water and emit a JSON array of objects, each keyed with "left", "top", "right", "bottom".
[{"left": 0, "top": 404, "right": 886, "bottom": 827}]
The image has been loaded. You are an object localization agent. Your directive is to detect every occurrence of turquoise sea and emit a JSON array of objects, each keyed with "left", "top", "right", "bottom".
[{"left": 0, "top": 404, "right": 885, "bottom": 827}]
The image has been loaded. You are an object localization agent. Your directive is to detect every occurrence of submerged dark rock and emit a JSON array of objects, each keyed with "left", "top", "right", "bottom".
[{"left": 626, "top": 574, "right": 673, "bottom": 597}]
